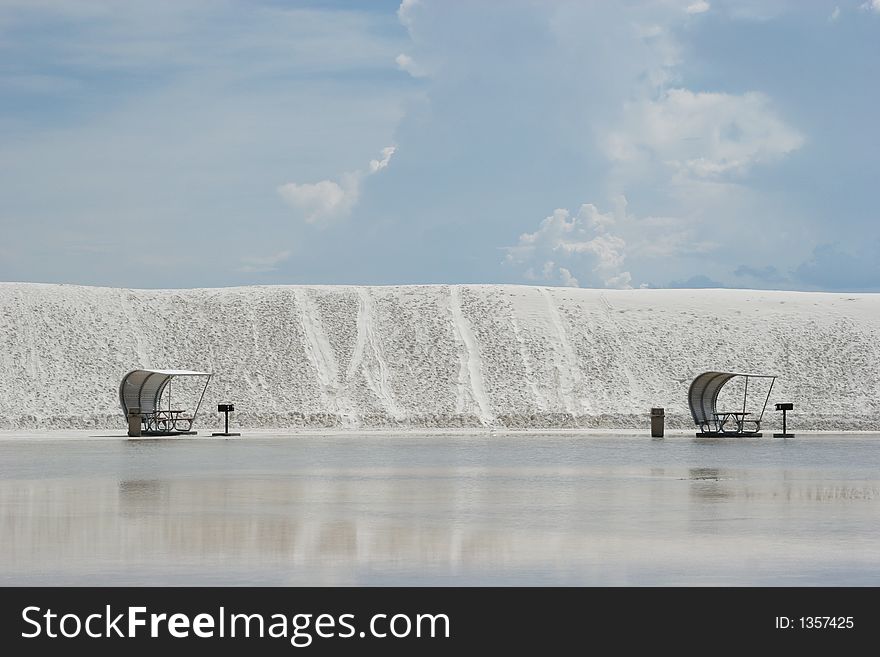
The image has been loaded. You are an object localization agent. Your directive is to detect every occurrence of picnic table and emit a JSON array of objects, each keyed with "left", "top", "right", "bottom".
[
  {"left": 713, "top": 411, "right": 751, "bottom": 435},
  {"left": 689, "top": 372, "right": 776, "bottom": 438},
  {"left": 145, "top": 409, "right": 193, "bottom": 433},
  {"left": 120, "top": 369, "right": 213, "bottom": 437}
]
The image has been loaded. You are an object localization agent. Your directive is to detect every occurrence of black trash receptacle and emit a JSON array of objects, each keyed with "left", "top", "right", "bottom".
[
  {"left": 127, "top": 407, "right": 142, "bottom": 437},
  {"left": 650, "top": 407, "right": 664, "bottom": 438}
]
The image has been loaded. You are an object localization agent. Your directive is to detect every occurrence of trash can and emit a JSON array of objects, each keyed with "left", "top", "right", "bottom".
[
  {"left": 127, "top": 407, "right": 142, "bottom": 437},
  {"left": 650, "top": 407, "right": 664, "bottom": 438}
]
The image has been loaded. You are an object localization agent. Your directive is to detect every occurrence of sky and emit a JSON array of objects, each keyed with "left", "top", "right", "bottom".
[{"left": 1, "top": 0, "right": 878, "bottom": 291}]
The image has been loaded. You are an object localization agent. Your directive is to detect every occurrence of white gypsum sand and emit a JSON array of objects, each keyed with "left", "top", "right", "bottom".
[{"left": 0, "top": 282, "right": 878, "bottom": 431}]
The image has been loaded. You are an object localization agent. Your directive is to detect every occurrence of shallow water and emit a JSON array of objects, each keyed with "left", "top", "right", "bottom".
[{"left": 1, "top": 432, "right": 879, "bottom": 585}]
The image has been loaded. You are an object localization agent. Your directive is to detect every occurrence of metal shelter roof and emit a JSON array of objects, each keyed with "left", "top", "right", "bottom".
[
  {"left": 118, "top": 369, "right": 212, "bottom": 416},
  {"left": 687, "top": 371, "right": 777, "bottom": 426}
]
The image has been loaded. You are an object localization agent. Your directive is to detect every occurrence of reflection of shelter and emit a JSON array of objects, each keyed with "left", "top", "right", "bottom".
[
  {"left": 688, "top": 371, "right": 776, "bottom": 437},
  {"left": 119, "top": 369, "right": 212, "bottom": 435}
]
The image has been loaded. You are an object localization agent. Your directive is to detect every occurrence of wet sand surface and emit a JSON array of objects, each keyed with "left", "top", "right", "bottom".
[{"left": 1, "top": 433, "right": 878, "bottom": 585}]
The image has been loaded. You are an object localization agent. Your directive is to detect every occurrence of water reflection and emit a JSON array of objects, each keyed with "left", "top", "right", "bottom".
[
  {"left": 0, "top": 434, "right": 879, "bottom": 585},
  {"left": 688, "top": 468, "right": 724, "bottom": 481}
]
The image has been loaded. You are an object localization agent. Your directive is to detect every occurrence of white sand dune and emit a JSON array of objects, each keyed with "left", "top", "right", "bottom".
[{"left": 1, "top": 282, "right": 878, "bottom": 431}]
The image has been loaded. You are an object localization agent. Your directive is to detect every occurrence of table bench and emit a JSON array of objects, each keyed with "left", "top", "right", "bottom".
[{"left": 713, "top": 411, "right": 760, "bottom": 435}]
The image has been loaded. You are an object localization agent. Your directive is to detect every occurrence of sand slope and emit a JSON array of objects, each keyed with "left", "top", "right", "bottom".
[{"left": 1, "top": 283, "right": 878, "bottom": 430}]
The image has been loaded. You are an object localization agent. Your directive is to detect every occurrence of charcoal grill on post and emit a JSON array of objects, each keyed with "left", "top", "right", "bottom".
[
  {"left": 773, "top": 402, "right": 794, "bottom": 438},
  {"left": 212, "top": 403, "right": 240, "bottom": 437}
]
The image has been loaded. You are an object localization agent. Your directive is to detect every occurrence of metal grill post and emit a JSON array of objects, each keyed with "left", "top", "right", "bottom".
[
  {"left": 773, "top": 403, "right": 794, "bottom": 438},
  {"left": 213, "top": 403, "right": 240, "bottom": 437}
]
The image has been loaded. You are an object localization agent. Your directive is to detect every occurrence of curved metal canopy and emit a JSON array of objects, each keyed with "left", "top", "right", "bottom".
[
  {"left": 688, "top": 371, "right": 777, "bottom": 427},
  {"left": 119, "top": 369, "right": 212, "bottom": 417}
]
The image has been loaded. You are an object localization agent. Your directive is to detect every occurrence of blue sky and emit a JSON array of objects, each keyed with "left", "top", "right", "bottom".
[{"left": 1, "top": 0, "right": 878, "bottom": 290}]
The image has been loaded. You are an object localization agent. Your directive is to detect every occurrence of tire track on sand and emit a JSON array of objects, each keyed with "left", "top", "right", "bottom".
[
  {"left": 449, "top": 286, "right": 496, "bottom": 427},
  {"left": 540, "top": 287, "right": 589, "bottom": 415},
  {"left": 347, "top": 289, "right": 403, "bottom": 420},
  {"left": 294, "top": 288, "right": 351, "bottom": 425}
]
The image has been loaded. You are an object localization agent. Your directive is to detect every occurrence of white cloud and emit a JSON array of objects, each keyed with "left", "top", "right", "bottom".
[
  {"left": 504, "top": 194, "right": 726, "bottom": 288},
  {"left": 830, "top": 6, "right": 841, "bottom": 21},
  {"left": 632, "top": 22, "right": 682, "bottom": 90},
  {"left": 395, "top": 53, "right": 426, "bottom": 78},
  {"left": 558, "top": 267, "right": 579, "bottom": 287},
  {"left": 369, "top": 145, "right": 396, "bottom": 172},
  {"left": 278, "top": 145, "right": 395, "bottom": 223},
  {"left": 398, "top": 0, "right": 420, "bottom": 31},
  {"left": 500, "top": 3, "right": 805, "bottom": 290},
  {"left": 860, "top": 1, "right": 880, "bottom": 13},
  {"left": 504, "top": 203, "right": 633, "bottom": 289},
  {"left": 686, "top": 1, "right": 710, "bottom": 15},
  {"left": 606, "top": 88, "right": 804, "bottom": 179},
  {"left": 0, "top": 1, "right": 413, "bottom": 286},
  {"left": 278, "top": 177, "right": 358, "bottom": 224},
  {"left": 238, "top": 250, "right": 292, "bottom": 273},
  {"left": 627, "top": 215, "right": 717, "bottom": 258}
]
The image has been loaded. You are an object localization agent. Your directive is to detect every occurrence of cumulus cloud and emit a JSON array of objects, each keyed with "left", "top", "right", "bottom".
[
  {"left": 238, "top": 250, "right": 291, "bottom": 273},
  {"left": 277, "top": 176, "right": 359, "bottom": 224},
  {"left": 628, "top": 215, "right": 717, "bottom": 259},
  {"left": 686, "top": 1, "right": 710, "bottom": 15},
  {"left": 395, "top": 53, "right": 426, "bottom": 78},
  {"left": 861, "top": 1, "right": 880, "bottom": 13},
  {"left": 504, "top": 202, "right": 633, "bottom": 289},
  {"left": 396, "top": 2, "right": 430, "bottom": 78},
  {"left": 605, "top": 89, "right": 804, "bottom": 179},
  {"left": 633, "top": 22, "right": 682, "bottom": 90},
  {"left": 830, "top": 6, "right": 841, "bottom": 21},
  {"left": 501, "top": 4, "right": 804, "bottom": 291},
  {"left": 278, "top": 146, "right": 395, "bottom": 224},
  {"left": 558, "top": 267, "right": 579, "bottom": 287},
  {"left": 503, "top": 193, "right": 727, "bottom": 289},
  {"left": 369, "top": 145, "right": 396, "bottom": 172},
  {"left": 398, "top": 0, "right": 420, "bottom": 31}
]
